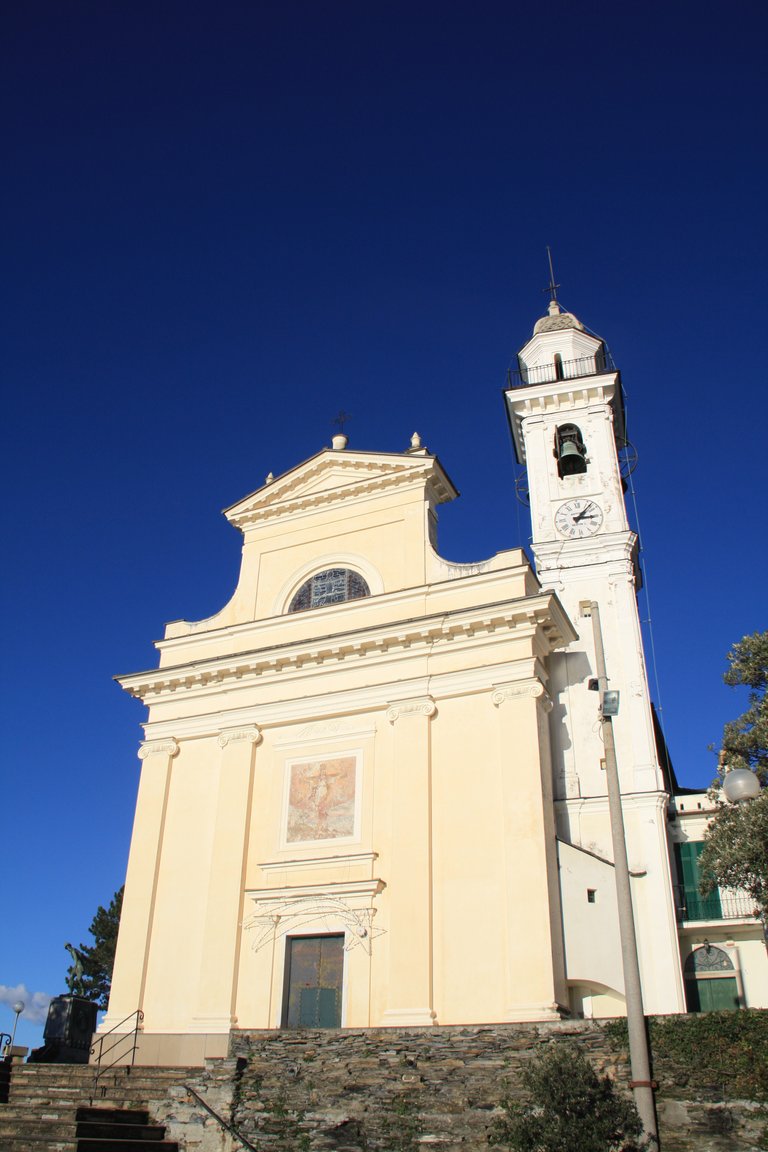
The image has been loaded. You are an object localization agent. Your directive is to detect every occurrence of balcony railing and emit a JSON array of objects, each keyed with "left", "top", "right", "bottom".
[
  {"left": 507, "top": 351, "right": 616, "bottom": 389},
  {"left": 674, "top": 885, "right": 757, "bottom": 923}
]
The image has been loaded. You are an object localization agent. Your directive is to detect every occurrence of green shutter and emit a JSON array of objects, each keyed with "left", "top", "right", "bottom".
[{"left": 674, "top": 842, "right": 722, "bottom": 920}]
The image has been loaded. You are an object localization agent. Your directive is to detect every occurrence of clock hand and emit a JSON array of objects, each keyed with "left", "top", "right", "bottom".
[{"left": 573, "top": 507, "right": 594, "bottom": 522}]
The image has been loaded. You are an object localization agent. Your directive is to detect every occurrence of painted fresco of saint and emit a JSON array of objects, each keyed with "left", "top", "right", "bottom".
[{"left": 286, "top": 756, "right": 357, "bottom": 842}]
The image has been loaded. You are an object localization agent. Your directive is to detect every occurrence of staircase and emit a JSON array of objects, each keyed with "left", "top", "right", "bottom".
[
  {"left": 0, "top": 1063, "right": 195, "bottom": 1151},
  {"left": 75, "top": 1104, "right": 177, "bottom": 1150}
]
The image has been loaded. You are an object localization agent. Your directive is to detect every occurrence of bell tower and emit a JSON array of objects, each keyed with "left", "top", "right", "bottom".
[
  {"left": 504, "top": 299, "right": 659, "bottom": 797},
  {"left": 504, "top": 297, "right": 684, "bottom": 1016}
]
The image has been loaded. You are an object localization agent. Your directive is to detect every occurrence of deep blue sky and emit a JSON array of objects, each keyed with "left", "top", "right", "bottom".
[{"left": 2, "top": 1, "right": 766, "bottom": 1049}]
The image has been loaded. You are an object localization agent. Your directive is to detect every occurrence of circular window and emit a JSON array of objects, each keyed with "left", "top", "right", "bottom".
[{"left": 288, "top": 568, "right": 370, "bottom": 613}]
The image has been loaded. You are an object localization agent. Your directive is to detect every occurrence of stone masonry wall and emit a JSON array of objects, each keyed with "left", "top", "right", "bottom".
[{"left": 202, "top": 1021, "right": 763, "bottom": 1152}]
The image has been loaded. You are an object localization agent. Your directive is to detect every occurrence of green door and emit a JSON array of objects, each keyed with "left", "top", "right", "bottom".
[
  {"left": 674, "top": 842, "right": 722, "bottom": 920},
  {"left": 283, "top": 935, "right": 344, "bottom": 1028},
  {"left": 685, "top": 977, "right": 740, "bottom": 1012}
]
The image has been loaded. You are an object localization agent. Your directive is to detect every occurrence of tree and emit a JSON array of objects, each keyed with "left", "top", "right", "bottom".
[
  {"left": 65, "top": 886, "right": 123, "bottom": 1008},
  {"left": 717, "top": 631, "right": 768, "bottom": 781},
  {"left": 488, "top": 1043, "right": 643, "bottom": 1152},
  {"left": 699, "top": 792, "right": 768, "bottom": 915},
  {"left": 699, "top": 631, "right": 768, "bottom": 915}
]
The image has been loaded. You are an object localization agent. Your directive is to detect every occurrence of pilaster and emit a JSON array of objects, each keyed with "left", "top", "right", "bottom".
[
  {"left": 195, "top": 726, "right": 262, "bottom": 1032},
  {"left": 492, "top": 680, "right": 568, "bottom": 1020},
  {"left": 104, "top": 738, "right": 179, "bottom": 1024},
  {"left": 380, "top": 696, "right": 437, "bottom": 1026}
]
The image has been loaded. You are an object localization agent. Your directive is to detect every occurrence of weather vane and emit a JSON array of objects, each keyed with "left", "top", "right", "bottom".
[
  {"left": 543, "top": 245, "right": 560, "bottom": 304},
  {"left": 333, "top": 410, "right": 352, "bottom": 433}
]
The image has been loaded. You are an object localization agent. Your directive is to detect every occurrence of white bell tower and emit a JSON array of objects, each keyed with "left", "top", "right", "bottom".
[
  {"left": 505, "top": 299, "right": 660, "bottom": 798},
  {"left": 504, "top": 297, "right": 685, "bottom": 1016}
]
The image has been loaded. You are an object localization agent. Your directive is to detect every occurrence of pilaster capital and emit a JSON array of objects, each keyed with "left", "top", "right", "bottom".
[
  {"left": 492, "top": 679, "right": 553, "bottom": 712},
  {"left": 218, "top": 725, "right": 263, "bottom": 749},
  {"left": 386, "top": 696, "right": 437, "bottom": 724},
  {"left": 138, "top": 738, "right": 180, "bottom": 761}
]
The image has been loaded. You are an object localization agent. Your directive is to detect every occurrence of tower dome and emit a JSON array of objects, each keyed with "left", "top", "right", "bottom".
[{"left": 533, "top": 300, "right": 586, "bottom": 335}]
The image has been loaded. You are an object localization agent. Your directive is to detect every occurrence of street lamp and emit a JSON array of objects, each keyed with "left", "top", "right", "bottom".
[
  {"left": 722, "top": 768, "right": 761, "bottom": 804},
  {"left": 9, "top": 1001, "right": 24, "bottom": 1053}
]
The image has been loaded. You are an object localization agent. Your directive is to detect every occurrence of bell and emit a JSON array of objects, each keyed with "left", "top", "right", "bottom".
[{"left": 558, "top": 440, "right": 587, "bottom": 476}]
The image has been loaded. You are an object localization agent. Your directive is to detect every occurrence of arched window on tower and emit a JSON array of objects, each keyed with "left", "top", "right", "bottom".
[
  {"left": 554, "top": 352, "right": 564, "bottom": 380},
  {"left": 554, "top": 423, "right": 588, "bottom": 478},
  {"left": 288, "top": 568, "right": 370, "bottom": 613}
]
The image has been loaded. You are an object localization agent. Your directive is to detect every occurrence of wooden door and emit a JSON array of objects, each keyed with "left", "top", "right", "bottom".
[
  {"left": 685, "top": 976, "right": 740, "bottom": 1013},
  {"left": 282, "top": 935, "right": 344, "bottom": 1028}
]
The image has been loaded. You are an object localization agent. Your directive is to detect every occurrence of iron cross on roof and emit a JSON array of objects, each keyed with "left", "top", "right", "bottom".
[{"left": 543, "top": 245, "right": 560, "bottom": 304}]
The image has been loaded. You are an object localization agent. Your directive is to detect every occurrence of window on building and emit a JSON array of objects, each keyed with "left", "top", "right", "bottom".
[
  {"left": 673, "top": 842, "right": 722, "bottom": 921},
  {"left": 288, "top": 568, "right": 370, "bottom": 613}
]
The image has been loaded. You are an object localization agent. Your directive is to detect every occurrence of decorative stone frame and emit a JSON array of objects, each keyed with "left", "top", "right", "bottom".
[
  {"left": 280, "top": 749, "right": 364, "bottom": 850},
  {"left": 275, "top": 553, "right": 384, "bottom": 616}
]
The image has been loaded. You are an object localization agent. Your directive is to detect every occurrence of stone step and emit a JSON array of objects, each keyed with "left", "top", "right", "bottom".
[
  {"left": 0, "top": 1117, "right": 77, "bottom": 1140},
  {"left": 0, "top": 1140, "right": 75, "bottom": 1152},
  {"left": 76, "top": 1143, "right": 178, "bottom": 1152},
  {"left": 12, "top": 1066, "right": 194, "bottom": 1085},
  {"left": 77, "top": 1120, "right": 167, "bottom": 1140},
  {"left": 8, "top": 1089, "right": 180, "bottom": 1109},
  {"left": 0, "top": 1063, "right": 224, "bottom": 1152},
  {"left": 77, "top": 1107, "right": 152, "bottom": 1125}
]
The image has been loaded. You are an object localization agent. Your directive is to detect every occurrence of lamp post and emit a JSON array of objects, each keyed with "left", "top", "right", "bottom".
[
  {"left": 721, "top": 767, "right": 761, "bottom": 804},
  {"left": 9, "top": 1001, "right": 24, "bottom": 1055},
  {"left": 590, "top": 602, "right": 658, "bottom": 1149}
]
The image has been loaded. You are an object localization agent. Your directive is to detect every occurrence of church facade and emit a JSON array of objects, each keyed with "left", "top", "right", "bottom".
[{"left": 101, "top": 302, "right": 758, "bottom": 1066}]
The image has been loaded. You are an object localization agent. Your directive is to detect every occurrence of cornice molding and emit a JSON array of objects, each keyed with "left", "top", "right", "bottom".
[
  {"left": 138, "top": 659, "right": 546, "bottom": 743},
  {"left": 505, "top": 374, "right": 617, "bottom": 418},
  {"left": 217, "top": 726, "right": 262, "bottom": 749},
  {"left": 386, "top": 696, "right": 437, "bottom": 723},
  {"left": 119, "top": 593, "right": 575, "bottom": 703},
  {"left": 258, "top": 851, "right": 378, "bottom": 873},
  {"left": 226, "top": 453, "right": 456, "bottom": 531},
  {"left": 533, "top": 531, "right": 638, "bottom": 570},
  {"left": 137, "top": 738, "right": 179, "bottom": 761}
]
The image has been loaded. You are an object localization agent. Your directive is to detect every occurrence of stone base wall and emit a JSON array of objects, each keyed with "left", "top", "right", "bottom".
[{"left": 208, "top": 1021, "right": 763, "bottom": 1152}]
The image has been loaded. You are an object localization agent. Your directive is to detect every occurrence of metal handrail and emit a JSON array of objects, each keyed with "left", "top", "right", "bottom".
[
  {"left": 673, "top": 885, "right": 757, "bottom": 923},
  {"left": 91, "top": 1008, "right": 143, "bottom": 1095},
  {"left": 507, "top": 351, "right": 616, "bottom": 389},
  {"left": 183, "top": 1083, "right": 259, "bottom": 1151}
]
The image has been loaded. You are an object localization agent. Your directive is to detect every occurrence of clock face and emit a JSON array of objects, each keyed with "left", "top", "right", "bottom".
[{"left": 555, "top": 499, "right": 603, "bottom": 538}]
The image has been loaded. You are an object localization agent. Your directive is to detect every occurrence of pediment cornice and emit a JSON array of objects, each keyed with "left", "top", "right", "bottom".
[{"left": 225, "top": 450, "right": 457, "bottom": 530}]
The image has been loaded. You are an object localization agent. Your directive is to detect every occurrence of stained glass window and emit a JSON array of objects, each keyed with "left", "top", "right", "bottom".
[{"left": 288, "top": 569, "right": 370, "bottom": 613}]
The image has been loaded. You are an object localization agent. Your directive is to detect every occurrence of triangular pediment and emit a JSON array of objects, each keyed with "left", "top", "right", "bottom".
[{"left": 225, "top": 449, "right": 457, "bottom": 530}]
